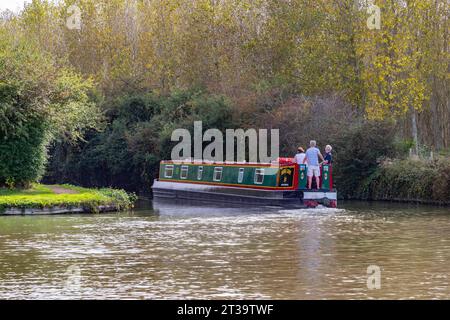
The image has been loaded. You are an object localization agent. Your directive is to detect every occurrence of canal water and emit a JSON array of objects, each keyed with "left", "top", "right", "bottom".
[{"left": 0, "top": 201, "right": 449, "bottom": 299}]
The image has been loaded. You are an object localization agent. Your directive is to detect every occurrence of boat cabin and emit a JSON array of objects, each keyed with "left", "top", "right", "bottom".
[{"left": 158, "top": 158, "right": 333, "bottom": 191}]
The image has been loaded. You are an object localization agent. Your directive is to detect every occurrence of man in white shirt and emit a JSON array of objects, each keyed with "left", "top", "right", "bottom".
[
  {"left": 304, "top": 140, "right": 325, "bottom": 189},
  {"left": 294, "top": 147, "right": 306, "bottom": 165}
]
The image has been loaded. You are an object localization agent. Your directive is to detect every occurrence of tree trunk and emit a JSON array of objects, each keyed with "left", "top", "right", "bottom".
[{"left": 411, "top": 106, "right": 419, "bottom": 156}]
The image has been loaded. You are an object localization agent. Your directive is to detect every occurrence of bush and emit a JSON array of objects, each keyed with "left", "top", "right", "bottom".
[
  {"left": 44, "top": 89, "right": 234, "bottom": 192},
  {"left": 0, "top": 120, "right": 49, "bottom": 188},
  {"left": 0, "top": 36, "right": 100, "bottom": 187},
  {"left": 358, "top": 158, "right": 450, "bottom": 204},
  {"left": 257, "top": 95, "right": 399, "bottom": 199},
  {"left": 330, "top": 120, "right": 398, "bottom": 199},
  {"left": 257, "top": 95, "right": 360, "bottom": 156},
  {"left": 0, "top": 183, "right": 136, "bottom": 212}
]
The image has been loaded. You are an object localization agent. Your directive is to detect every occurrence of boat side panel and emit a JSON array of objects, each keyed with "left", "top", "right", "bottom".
[
  {"left": 160, "top": 163, "right": 287, "bottom": 188},
  {"left": 152, "top": 181, "right": 306, "bottom": 208}
]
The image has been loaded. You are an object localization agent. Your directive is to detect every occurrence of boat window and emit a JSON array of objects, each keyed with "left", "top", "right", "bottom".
[
  {"left": 254, "top": 168, "right": 264, "bottom": 184},
  {"left": 180, "top": 166, "right": 189, "bottom": 179},
  {"left": 238, "top": 168, "right": 244, "bottom": 183},
  {"left": 197, "top": 166, "right": 203, "bottom": 180},
  {"left": 213, "top": 167, "right": 223, "bottom": 181},
  {"left": 164, "top": 165, "right": 174, "bottom": 178}
]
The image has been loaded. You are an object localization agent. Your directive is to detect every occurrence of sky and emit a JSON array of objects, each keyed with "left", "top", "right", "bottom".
[{"left": 0, "top": 0, "right": 31, "bottom": 12}]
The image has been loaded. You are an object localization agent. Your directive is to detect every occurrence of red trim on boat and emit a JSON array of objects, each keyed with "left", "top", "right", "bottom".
[{"left": 158, "top": 178, "right": 297, "bottom": 191}]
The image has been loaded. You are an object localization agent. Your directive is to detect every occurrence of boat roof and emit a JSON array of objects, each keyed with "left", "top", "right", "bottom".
[{"left": 161, "top": 159, "right": 296, "bottom": 167}]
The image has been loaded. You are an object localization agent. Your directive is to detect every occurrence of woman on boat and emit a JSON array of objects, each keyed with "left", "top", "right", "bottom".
[
  {"left": 323, "top": 145, "right": 333, "bottom": 165},
  {"left": 294, "top": 147, "right": 307, "bottom": 165}
]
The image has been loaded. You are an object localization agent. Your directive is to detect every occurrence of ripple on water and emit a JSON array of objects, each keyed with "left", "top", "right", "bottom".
[{"left": 0, "top": 202, "right": 450, "bottom": 299}]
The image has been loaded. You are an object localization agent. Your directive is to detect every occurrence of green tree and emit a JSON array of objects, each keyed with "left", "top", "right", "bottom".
[
  {"left": 44, "top": 89, "right": 233, "bottom": 192},
  {"left": 0, "top": 35, "right": 100, "bottom": 187}
]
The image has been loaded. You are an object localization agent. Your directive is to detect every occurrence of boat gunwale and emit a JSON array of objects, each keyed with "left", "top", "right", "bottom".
[{"left": 157, "top": 178, "right": 296, "bottom": 190}]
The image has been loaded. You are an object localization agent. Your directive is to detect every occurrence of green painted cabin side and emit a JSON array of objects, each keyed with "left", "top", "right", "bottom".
[
  {"left": 158, "top": 162, "right": 297, "bottom": 189},
  {"left": 158, "top": 161, "right": 333, "bottom": 191}
]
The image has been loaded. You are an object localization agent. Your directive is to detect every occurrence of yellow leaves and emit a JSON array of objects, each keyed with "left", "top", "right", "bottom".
[
  {"left": 0, "top": 0, "right": 443, "bottom": 125},
  {"left": 354, "top": 0, "right": 437, "bottom": 121}
]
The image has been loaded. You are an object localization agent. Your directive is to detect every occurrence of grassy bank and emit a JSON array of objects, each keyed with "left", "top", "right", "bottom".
[
  {"left": 357, "top": 158, "right": 450, "bottom": 205},
  {"left": 0, "top": 184, "right": 136, "bottom": 213}
]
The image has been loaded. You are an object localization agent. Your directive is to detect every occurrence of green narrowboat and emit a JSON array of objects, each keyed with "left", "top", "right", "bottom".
[{"left": 151, "top": 158, "right": 337, "bottom": 208}]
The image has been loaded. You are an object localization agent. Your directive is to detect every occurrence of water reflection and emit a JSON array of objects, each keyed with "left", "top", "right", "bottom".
[{"left": 0, "top": 201, "right": 449, "bottom": 299}]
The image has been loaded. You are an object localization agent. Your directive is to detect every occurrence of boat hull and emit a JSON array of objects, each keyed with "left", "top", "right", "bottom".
[{"left": 151, "top": 180, "right": 337, "bottom": 208}]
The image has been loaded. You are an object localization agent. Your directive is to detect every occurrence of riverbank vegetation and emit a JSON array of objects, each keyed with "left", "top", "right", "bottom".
[
  {"left": 1, "top": 0, "right": 449, "bottom": 203},
  {"left": 0, "top": 184, "right": 136, "bottom": 213},
  {"left": 0, "top": 28, "right": 101, "bottom": 188},
  {"left": 356, "top": 158, "right": 450, "bottom": 205},
  {"left": 44, "top": 90, "right": 234, "bottom": 190}
]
